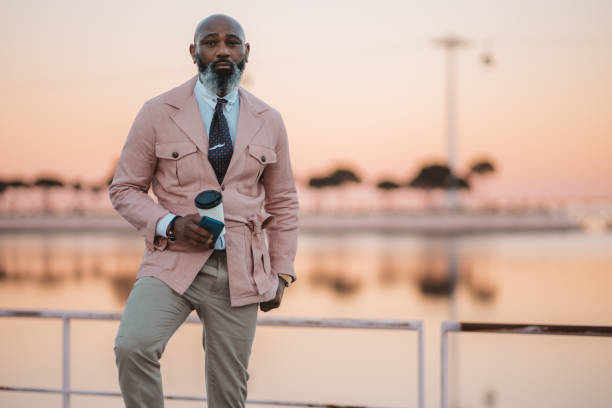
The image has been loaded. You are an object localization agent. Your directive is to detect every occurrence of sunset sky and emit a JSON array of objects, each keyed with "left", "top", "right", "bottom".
[{"left": 1, "top": 0, "right": 611, "bottom": 199}]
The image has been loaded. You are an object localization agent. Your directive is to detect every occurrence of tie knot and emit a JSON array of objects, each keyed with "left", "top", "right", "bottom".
[{"left": 215, "top": 98, "right": 228, "bottom": 114}]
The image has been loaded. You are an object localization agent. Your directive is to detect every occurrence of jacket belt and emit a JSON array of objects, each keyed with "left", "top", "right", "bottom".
[{"left": 226, "top": 213, "right": 274, "bottom": 295}]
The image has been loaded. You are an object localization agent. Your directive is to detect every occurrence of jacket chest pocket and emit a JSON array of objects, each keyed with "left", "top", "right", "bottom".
[
  {"left": 155, "top": 141, "right": 202, "bottom": 191},
  {"left": 238, "top": 144, "right": 277, "bottom": 197}
]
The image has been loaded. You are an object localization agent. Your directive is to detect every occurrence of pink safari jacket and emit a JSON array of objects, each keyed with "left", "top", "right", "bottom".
[{"left": 109, "top": 75, "right": 299, "bottom": 307}]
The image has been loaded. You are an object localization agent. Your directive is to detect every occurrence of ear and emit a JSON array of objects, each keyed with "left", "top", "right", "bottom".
[
  {"left": 189, "top": 43, "right": 196, "bottom": 63},
  {"left": 244, "top": 42, "right": 250, "bottom": 63}
]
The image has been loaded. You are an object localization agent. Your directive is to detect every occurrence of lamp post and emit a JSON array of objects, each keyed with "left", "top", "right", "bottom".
[{"left": 432, "top": 35, "right": 469, "bottom": 210}]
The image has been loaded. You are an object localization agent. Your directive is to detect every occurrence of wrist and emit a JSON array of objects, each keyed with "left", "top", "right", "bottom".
[{"left": 166, "top": 215, "right": 181, "bottom": 242}]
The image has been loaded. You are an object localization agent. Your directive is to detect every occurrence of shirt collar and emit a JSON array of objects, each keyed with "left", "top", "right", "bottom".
[{"left": 194, "top": 78, "right": 239, "bottom": 113}]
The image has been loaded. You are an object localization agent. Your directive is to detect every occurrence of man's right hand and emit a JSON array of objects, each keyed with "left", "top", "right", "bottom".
[{"left": 171, "top": 214, "right": 214, "bottom": 250}]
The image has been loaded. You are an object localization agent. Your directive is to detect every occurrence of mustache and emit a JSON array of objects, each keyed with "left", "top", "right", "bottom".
[
  {"left": 212, "top": 59, "right": 234, "bottom": 68},
  {"left": 196, "top": 54, "right": 245, "bottom": 75}
]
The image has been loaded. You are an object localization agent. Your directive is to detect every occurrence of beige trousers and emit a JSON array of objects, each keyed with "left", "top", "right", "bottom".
[{"left": 114, "top": 251, "right": 258, "bottom": 407}]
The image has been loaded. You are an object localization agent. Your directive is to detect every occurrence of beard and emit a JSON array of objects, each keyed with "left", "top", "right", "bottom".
[{"left": 196, "top": 54, "right": 246, "bottom": 96}]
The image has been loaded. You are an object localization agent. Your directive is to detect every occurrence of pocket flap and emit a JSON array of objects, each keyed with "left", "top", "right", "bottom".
[
  {"left": 155, "top": 141, "right": 197, "bottom": 160},
  {"left": 248, "top": 144, "right": 277, "bottom": 165}
]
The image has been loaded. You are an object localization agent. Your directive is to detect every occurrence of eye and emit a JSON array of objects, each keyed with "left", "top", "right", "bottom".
[{"left": 204, "top": 40, "right": 217, "bottom": 47}]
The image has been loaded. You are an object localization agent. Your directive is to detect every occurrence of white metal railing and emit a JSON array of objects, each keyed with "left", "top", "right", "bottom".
[
  {"left": 440, "top": 321, "right": 612, "bottom": 408},
  {"left": 0, "top": 309, "right": 424, "bottom": 408}
]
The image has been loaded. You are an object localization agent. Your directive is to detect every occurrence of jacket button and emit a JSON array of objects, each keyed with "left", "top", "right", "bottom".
[
  {"left": 172, "top": 152, "right": 179, "bottom": 158},
  {"left": 261, "top": 155, "right": 266, "bottom": 163},
  {"left": 221, "top": 185, "right": 225, "bottom": 191}
]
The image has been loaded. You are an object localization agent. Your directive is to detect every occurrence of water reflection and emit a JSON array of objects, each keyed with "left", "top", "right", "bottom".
[
  {"left": 2, "top": 231, "right": 612, "bottom": 408},
  {"left": 378, "top": 251, "right": 403, "bottom": 286},
  {"left": 309, "top": 269, "right": 363, "bottom": 296},
  {"left": 0, "top": 233, "right": 143, "bottom": 304},
  {"left": 308, "top": 242, "right": 363, "bottom": 296},
  {"left": 414, "top": 238, "right": 497, "bottom": 303},
  {"left": 301, "top": 234, "right": 500, "bottom": 303},
  {"left": 0, "top": 232, "right": 501, "bottom": 306}
]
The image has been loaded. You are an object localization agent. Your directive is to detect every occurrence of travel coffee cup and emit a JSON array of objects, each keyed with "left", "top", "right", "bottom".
[{"left": 194, "top": 190, "right": 225, "bottom": 234}]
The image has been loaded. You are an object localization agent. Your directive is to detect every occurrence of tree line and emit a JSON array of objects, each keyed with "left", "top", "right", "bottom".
[
  {"left": 308, "top": 158, "right": 495, "bottom": 192},
  {"left": 0, "top": 157, "right": 495, "bottom": 213}
]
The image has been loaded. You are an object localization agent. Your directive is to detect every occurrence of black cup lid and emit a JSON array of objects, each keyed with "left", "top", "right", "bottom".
[{"left": 194, "top": 190, "right": 222, "bottom": 209}]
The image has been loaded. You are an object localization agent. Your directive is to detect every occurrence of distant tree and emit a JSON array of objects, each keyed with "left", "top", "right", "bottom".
[
  {"left": 467, "top": 158, "right": 496, "bottom": 206},
  {"left": 446, "top": 174, "right": 470, "bottom": 190},
  {"left": 7, "top": 179, "right": 29, "bottom": 188},
  {"left": 468, "top": 159, "right": 495, "bottom": 178},
  {"left": 329, "top": 168, "right": 361, "bottom": 184},
  {"left": 376, "top": 180, "right": 400, "bottom": 191},
  {"left": 307, "top": 176, "right": 339, "bottom": 213},
  {"left": 34, "top": 177, "right": 64, "bottom": 188},
  {"left": 307, "top": 166, "right": 361, "bottom": 212},
  {"left": 2, "top": 179, "right": 30, "bottom": 214},
  {"left": 0, "top": 179, "right": 8, "bottom": 215},
  {"left": 408, "top": 164, "right": 469, "bottom": 208},
  {"left": 409, "top": 164, "right": 451, "bottom": 190},
  {"left": 71, "top": 181, "right": 85, "bottom": 215},
  {"left": 308, "top": 167, "right": 361, "bottom": 187},
  {"left": 409, "top": 164, "right": 469, "bottom": 190},
  {"left": 308, "top": 176, "right": 341, "bottom": 188},
  {"left": 376, "top": 179, "right": 401, "bottom": 211},
  {"left": 34, "top": 176, "right": 65, "bottom": 214}
]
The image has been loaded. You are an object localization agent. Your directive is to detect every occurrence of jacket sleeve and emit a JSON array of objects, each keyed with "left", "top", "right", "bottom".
[
  {"left": 108, "top": 102, "right": 170, "bottom": 252},
  {"left": 263, "top": 113, "right": 299, "bottom": 282}
]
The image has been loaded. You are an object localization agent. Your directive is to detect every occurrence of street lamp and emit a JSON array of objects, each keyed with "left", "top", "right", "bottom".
[{"left": 432, "top": 35, "right": 470, "bottom": 210}]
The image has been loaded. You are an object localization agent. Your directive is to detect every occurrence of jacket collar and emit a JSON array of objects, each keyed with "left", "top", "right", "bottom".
[{"left": 164, "top": 75, "right": 268, "bottom": 184}]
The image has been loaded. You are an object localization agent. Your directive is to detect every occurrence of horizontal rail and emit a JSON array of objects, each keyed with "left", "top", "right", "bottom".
[
  {"left": 0, "top": 309, "right": 423, "bottom": 408},
  {"left": 0, "top": 309, "right": 421, "bottom": 330},
  {"left": 0, "top": 385, "right": 395, "bottom": 407},
  {"left": 442, "top": 321, "right": 612, "bottom": 337},
  {"left": 441, "top": 321, "right": 612, "bottom": 408}
]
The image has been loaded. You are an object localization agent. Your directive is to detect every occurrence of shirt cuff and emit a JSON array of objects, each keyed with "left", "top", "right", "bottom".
[
  {"left": 215, "top": 234, "right": 226, "bottom": 250},
  {"left": 156, "top": 213, "right": 176, "bottom": 238}
]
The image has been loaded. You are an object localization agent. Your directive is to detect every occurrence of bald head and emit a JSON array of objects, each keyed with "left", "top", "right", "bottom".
[{"left": 193, "top": 14, "right": 245, "bottom": 43}]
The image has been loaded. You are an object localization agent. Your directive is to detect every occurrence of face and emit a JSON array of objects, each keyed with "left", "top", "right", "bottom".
[{"left": 189, "top": 17, "right": 250, "bottom": 95}]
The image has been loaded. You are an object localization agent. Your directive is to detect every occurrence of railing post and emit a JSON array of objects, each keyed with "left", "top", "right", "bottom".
[
  {"left": 418, "top": 322, "right": 424, "bottom": 408},
  {"left": 62, "top": 317, "right": 70, "bottom": 408},
  {"left": 441, "top": 322, "right": 461, "bottom": 408}
]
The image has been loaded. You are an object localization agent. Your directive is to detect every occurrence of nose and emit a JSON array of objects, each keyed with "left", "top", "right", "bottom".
[{"left": 215, "top": 42, "right": 230, "bottom": 58}]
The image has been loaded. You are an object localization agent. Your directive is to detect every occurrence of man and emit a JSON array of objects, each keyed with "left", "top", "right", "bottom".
[{"left": 109, "top": 14, "right": 299, "bottom": 408}]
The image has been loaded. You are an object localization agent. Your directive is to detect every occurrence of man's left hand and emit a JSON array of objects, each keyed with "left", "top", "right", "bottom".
[{"left": 260, "top": 276, "right": 286, "bottom": 312}]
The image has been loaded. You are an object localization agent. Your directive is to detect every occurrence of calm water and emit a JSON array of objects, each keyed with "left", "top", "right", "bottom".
[{"left": 1, "top": 230, "right": 611, "bottom": 408}]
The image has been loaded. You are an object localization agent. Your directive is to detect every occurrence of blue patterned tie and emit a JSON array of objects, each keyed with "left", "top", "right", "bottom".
[{"left": 208, "top": 98, "right": 233, "bottom": 185}]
